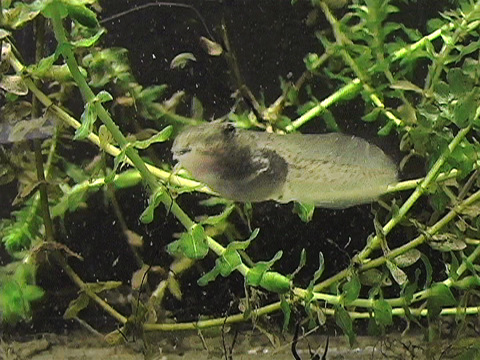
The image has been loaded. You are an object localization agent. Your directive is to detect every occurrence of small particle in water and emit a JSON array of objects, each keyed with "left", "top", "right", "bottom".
[{"left": 112, "top": 257, "right": 119, "bottom": 267}]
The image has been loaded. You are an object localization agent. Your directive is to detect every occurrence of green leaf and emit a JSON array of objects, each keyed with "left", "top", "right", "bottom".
[
  {"left": 167, "top": 224, "right": 209, "bottom": 260},
  {"left": 259, "top": 271, "right": 291, "bottom": 293},
  {"left": 0, "top": 75, "right": 28, "bottom": 95},
  {"left": 449, "top": 252, "right": 460, "bottom": 281},
  {"left": 98, "top": 124, "right": 113, "bottom": 150},
  {"left": 0, "top": 264, "right": 43, "bottom": 323},
  {"left": 421, "top": 253, "right": 433, "bottom": 289},
  {"left": 401, "top": 271, "right": 419, "bottom": 305},
  {"left": 86, "top": 281, "right": 122, "bottom": 293},
  {"left": 22, "top": 285, "right": 44, "bottom": 301},
  {"left": 280, "top": 295, "right": 291, "bottom": 332},
  {"left": 132, "top": 125, "right": 173, "bottom": 150},
  {"left": 292, "top": 202, "right": 315, "bottom": 222},
  {"left": 377, "top": 120, "right": 394, "bottom": 136},
  {"left": 342, "top": 274, "right": 361, "bottom": 305},
  {"left": 199, "top": 204, "right": 235, "bottom": 225},
  {"left": 308, "top": 252, "right": 325, "bottom": 289},
  {"left": 65, "top": 3, "right": 99, "bottom": 28},
  {"left": 454, "top": 91, "right": 478, "bottom": 128},
  {"left": 72, "top": 28, "right": 105, "bottom": 48},
  {"left": 322, "top": 110, "right": 340, "bottom": 132},
  {"left": 170, "top": 53, "right": 196, "bottom": 69},
  {"left": 289, "top": 248, "right": 306, "bottom": 280},
  {"left": 429, "top": 233, "right": 467, "bottom": 252},
  {"left": 63, "top": 292, "right": 90, "bottom": 319},
  {"left": 426, "top": 283, "right": 457, "bottom": 320},
  {"left": 197, "top": 266, "right": 221, "bottom": 286},
  {"left": 138, "top": 84, "right": 168, "bottom": 103},
  {"left": 217, "top": 249, "right": 242, "bottom": 277},
  {"left": 390, "top": 80, "right": 423, "bottom": 93},
  {"left": 1, "top": 4, "right": 40, "bottom": 29},
  {"left": 447, "top": 68, "right": 474, "bottom": 96},
  {"left": 42, "top": 1, "right": 68, "bottom": 19},
  {"left": 28, "top": 53, "right": 57, "bottom": 77},
  {"left": 393, "top": 249, "right": 421, "bottom": 267},
  {"left": 139, "top": 187, "right": 164, "bottom": 224},
  {"left": 386, "top": 259, "right": 407, "bottom": 286},
  {"left": 74, "top": 102, "right": 97, "bottom": 140},
  {"left": 359, "top": 269, "right": 386, "bottom": 286},
  {"left": 373, "top": 299, "right": 393, "bottom": 326},
  {"left": 453, "top": 276, "right": 480, "bottom": 290},
  {"left": 246, "top": 250, "right": 283, "bottom": 287},
  {"left": 367, "top": 317, "right": 381, "bottom": 336},
  {"left": 334, "top": 305, "right": 356, "bottom": 347},
  {"left": 94, "top": 90, "right": 113, "bottom": 103}
]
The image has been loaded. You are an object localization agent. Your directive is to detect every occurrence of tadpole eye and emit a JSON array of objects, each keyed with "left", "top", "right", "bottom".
[{"left": 223, "top": 123, "right": 236, "bottom": 138}]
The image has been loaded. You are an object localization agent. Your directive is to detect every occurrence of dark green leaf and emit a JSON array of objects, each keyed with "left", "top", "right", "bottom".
[
  {"left": 342, "top": 274, "right": 361, "bottom": 305},
  {"left": 373, "top": 299, "right": 393, "bottom": 326},
  {"left": 280, "top": 295, "right": 291, "bottom": 332},
  {"left": 426, "top": 283, "right": 457, "bottom": 320},
  {"left": 65, "top": 3, "right": 99, "bottom": 28},
  {"left": 421, "top": 253, "right": 433, "bottom": 289},
  {"left": 454, "top": 91, "right": 478, "bottom": 128},
  {"left": 335, "top": 305, "right": 356, "bottom": 347},
  {"left": 447, "top": 68, "right": 474, "bottom": 95}
]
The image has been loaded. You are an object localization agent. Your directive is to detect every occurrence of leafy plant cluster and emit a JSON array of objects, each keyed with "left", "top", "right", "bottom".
[{"left": 0, "top": 0, "right": 479, "bottom": 353}]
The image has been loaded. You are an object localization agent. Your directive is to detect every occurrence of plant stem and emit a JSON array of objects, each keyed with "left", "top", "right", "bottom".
[
  {"left": 32, "top": 15, "right": 54, "bottom": 243},
  {"left": 54, "top": 253, "right": 127, "bottom": 324}
]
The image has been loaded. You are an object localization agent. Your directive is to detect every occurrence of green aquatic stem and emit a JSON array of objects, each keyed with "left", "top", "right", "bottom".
[
  {"left": 423, "top": 1, "right": 480, "bottom": 98},
  {"left": 286, "top": 13, "right": 479, "bottom": 132},
  {"left": 54, "top": 253, "right": 128, "bottom": 325},
  {"left": 360, "top": 124, "right": 474, "bottom": 257},
  {"left": 320, "top": 1, "right": 406, "bottom": 129},
  {"left": 49, "top": 4, "right": 159, "bottom": 193}
]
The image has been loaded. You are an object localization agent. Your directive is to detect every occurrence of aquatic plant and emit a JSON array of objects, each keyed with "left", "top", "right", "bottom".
[{"left": 1, "top": 0, "right": 480, "bottom": 354}]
